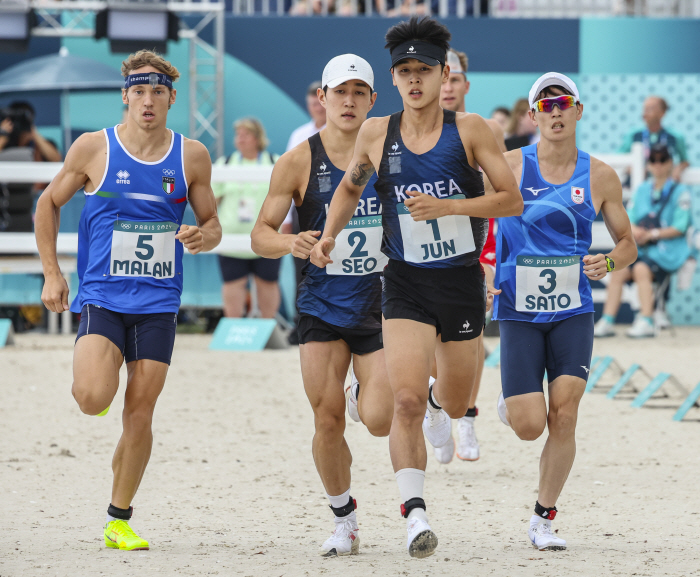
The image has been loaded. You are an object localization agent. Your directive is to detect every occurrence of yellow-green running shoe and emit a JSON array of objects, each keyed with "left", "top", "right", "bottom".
[
  {"left": 97, "top": 405, "right": 110, "bottom": 417},
  {"left": 104, "top": 519, "right": 149, "bottom": 551}
]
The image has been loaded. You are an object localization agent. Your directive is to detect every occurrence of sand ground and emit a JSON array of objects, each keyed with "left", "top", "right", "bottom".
[{"left": 2, "top": 328, "right": 700, "bottom": 577}]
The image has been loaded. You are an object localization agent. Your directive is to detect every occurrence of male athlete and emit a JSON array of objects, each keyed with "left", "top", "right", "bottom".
[
  {"left": 36, "top": 51, "right": 221, "bottom": 550},
  {"left": 310, "top": 17, "right": 522, "bottom": 558},
  {"left": 432, "top": 48, "right": 506, "bottom": 464},
  {"left": 251, "top": 54, "right": 393, "bottom": 557},
  {"left": 489, "top": 73, "right": 636, "bottom": 550}
]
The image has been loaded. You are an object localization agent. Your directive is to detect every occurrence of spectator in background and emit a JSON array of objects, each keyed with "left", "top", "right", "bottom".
[
  {"left": 490, "top": 106, "right": 510, "bottom": 133},
  {"left": 595, "top": 144, "right": 692, "bottom": 339},
  {"left": 214, "top": 118, "right": 281, "bottom": 319},
  {"left": 619, "top": 96, "right": 689, "bottom": 181},
  {"left": 286, "top": 81, "right": 326, "bottom": 151},
  {"left": 0, "top": 101, "right": 61, "bottom": 162},
  {"left": 504, "top": 98, "right": 539, "bottom": 151}
]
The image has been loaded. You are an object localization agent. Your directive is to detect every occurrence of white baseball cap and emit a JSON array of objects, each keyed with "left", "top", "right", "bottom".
[
  {"left": 528, "top": 72, "right": 579, "bottom": 108},
  {"left": 322, "top": 54, "right": 374, "bottom": 92},
  {"left": 446, "top": 50, "right": 465, "bottom": 75}
]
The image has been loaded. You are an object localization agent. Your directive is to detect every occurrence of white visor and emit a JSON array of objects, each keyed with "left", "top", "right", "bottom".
[
  {"left": 528, "top": 72, "right": 579, "bottom": 108},
  {"left": 322, "top": 54, "right": 374, "bottom": 91},
  {"left": 447, "top": 50, "right": 465, "bottom": 75}
]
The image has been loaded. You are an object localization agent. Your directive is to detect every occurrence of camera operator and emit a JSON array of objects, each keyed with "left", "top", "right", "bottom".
[{"left": 0, "top": 101, "right": 62, "bottom": 162}]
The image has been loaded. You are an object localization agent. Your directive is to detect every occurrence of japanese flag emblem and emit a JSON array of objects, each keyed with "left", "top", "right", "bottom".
[{"left": 571, "top": 186, "right": 584, "bottom": 205}]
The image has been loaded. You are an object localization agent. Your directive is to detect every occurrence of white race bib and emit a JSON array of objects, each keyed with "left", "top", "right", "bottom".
[
  {"left": 110, "top": 220, "right": 177, "bottom": 278},
  {"left": 397, "top": 194, "right": 475, "bottom": 264},
  {"left": 327, "top": 215, "right": 388, "bottom": 276},
  {"left": 515, "top": 255, "right": 582, "bottom": 313}
]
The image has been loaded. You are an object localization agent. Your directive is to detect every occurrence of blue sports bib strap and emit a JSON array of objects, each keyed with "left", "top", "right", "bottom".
[{"left": 124, "top": 72, "right": 173, "bottom": 90}]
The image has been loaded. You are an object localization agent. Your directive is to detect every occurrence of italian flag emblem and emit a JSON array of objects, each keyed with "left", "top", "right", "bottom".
[{"left": 162, "top": 176, "right": 175, "bottom": 194}]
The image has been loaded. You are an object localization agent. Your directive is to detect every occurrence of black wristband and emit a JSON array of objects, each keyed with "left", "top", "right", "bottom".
[
  {"left": 108, "top": 504, "right": 133, "bottom": 520},
  {"left": 329, "top": 496, "right": 356, "bottom": 518},
  {"left": 0, "top": 130, "right": 10, "bottom": 138},
  {"left": 400, "top": 497, "right": 426, "bottom": 518},
  {"left": 534, "top": 501, "right": 557, "bottom": 520}
]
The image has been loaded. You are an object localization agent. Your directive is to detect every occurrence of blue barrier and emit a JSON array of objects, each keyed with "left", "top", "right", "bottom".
[
  {"left": 631, "top": 373, "right": 672, "bottom": 408},
  {"left": 585, "top": 356, "right": 614, "bottom": 392},
  {"left": 672, "top": 382, "right": 700, "bottom": 422},
  {"left": 606, "top": 364, "right": 642, "bottom": 399},
  {"left": 0, "top": 318, "right": 14, "bottom": 347},
  {"left": 484, "top": 344, "right": 500, "bottom": 368}
]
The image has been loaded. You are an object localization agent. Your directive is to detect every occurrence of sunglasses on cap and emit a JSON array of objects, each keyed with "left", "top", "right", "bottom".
[
  {"left": 648, "top": 154, "right": 671, "bottom": 164},
  {"left": 533, "top": 95, "right": 577, "bottom": 113}
]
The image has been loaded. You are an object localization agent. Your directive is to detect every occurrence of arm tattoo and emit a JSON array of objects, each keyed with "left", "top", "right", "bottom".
[{"left": 350, "top": 162, "right": 375, "bottom": 186}]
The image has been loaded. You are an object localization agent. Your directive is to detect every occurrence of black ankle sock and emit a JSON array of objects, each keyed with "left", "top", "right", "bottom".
[
  {"left": 465, "top": 407, "right": 478, "bottom": 418},
  {"left": 534, "top": 501, "right": 557, "bottom": 520},
  {"left": 108, "top": 504, "right": 133, "bottom": 520}
]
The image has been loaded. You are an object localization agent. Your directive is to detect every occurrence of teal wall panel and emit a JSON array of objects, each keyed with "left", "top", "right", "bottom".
[{"left": 580, "top": 19, "right": 700, "bottom": 74}]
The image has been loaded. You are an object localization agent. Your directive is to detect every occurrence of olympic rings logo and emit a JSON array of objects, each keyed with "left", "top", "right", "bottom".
[
  {"left": 163, "top": 169, "right": 175, "bottom": 176},
  {"left": 523, "top": 258, "right": 534, "bottom": 264},
  {"left": 121, "top": 223, "right": 131, "bottom": 229}
]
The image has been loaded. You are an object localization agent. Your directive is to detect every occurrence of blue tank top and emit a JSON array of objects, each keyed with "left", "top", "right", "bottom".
[
  {"left": 70, "top": 125, "right": 189, "bottom": 314},
  {"left": 373, "top": 110, "right": 487, "bottom": 268},
  {"left": 493, "top": 143, "right": 596, "bottom": 322},
  {"left": 296, "top": 133, "right": 385, "bottom": 330}
]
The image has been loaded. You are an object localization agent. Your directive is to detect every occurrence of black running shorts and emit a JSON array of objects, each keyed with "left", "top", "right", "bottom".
[
  {"left": 76, "top": 304, "right": 177, "bottom": 365},
  {"left": 382, "top": 259, "right": 486, "bottom": 342},
  {"left": 297, "top": 314, "right": 383, "bottom": 356}
]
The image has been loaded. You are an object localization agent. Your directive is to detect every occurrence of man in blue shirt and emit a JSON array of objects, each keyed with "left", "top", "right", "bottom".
[
  {"left": 619, "top": 96, "right": 689, "bottom": 181},
  {"left": 596, "top": 144, "right": 692, "bottom": 338}
]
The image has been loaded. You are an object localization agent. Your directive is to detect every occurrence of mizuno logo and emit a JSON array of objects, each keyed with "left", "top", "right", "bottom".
[
  {"left": 526, "top": 187, "right": 548, "bottom": 196},
  {"left": 581, "top": 365, "right": 590, "bottom": 374},
  {"left": 392, "top": 142, "right": 399, "bottom": 152}
]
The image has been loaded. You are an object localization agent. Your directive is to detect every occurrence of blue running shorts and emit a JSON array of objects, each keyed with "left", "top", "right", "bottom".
[
  {"left": 76, "top": 304, "right": 177, "bottom": 365},
  {"left": 500, "top": 312, "right": 594, "bottom": 399}
]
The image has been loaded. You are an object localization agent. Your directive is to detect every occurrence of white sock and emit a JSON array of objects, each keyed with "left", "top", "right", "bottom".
[
  {"left": 327, "top": 488, "right": 351, "bottom": 509},
  {"left": 461, "top": 416, "right": 475, "bottom": 423},
  {"left": 530, "top": 514, "right": 548, "bottom": 527},
  {"left": 106, "top": 514, "right": 119, "bottom": 524},
  {"left": 395, "top": 468, "right": 428, "bottom": 523},
  {"left": 427, "top": 385, "right": 441, "bottom": 414}
]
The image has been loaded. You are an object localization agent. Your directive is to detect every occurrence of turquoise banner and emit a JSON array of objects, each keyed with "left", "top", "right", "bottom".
[{"left": 209, "top": 318, "right": 278, "bottom": 351}]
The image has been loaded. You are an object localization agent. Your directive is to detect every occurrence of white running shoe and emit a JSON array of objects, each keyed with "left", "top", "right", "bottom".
[
  {"left": 593, "top": 316, "right": 615, "bottom": 338},
  {"left": 406, "top": 517, "right": 438, "bottom": 558},
  {"left": 423, "top": 407, "right": 452, "bottom": 448},
  {"left": 497, "top": 391, "right": 510, "bottom": 427},
  {"left": 653, "top": 309, "right": 671, "bottom": 330},
  {"left": 528, "top": 518, "right": 567, "bottom": 551},
  {"left": 626, "top": 315, "right": 655, "bottom": 338},
  {"left": 319, "top": 515, "right": 360, "bottom": 557},
  {"left": 433, "top": 434, "right": 455, "bottom": 464},
  {"left": 345, "top": 370, "right": 361, "bottom": 423},
  {"left": 456, "top": 417, "right": 479, "bottom": 461}
]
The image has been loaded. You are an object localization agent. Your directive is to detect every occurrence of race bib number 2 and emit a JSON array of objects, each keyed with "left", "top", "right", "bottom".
[
  {"left": 397, "top": 194, "right": 475, "bottom": 264},
  {"left": 326, "top": 215, "right": 388, "bottom": 276},
  {"left": 111, "top": 220, "right": 178, "bottom": 278},
  {"left": 515, "top": 255, "right": 582, "bottom": 313}
]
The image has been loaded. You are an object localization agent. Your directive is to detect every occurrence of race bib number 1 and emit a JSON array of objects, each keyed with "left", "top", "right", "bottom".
[
  {"left": 397, "top": 194, "right": 475, "bottom": 263},
  {"left": 326, "top": 215, "right": 388, "bottom": 276},
  {"left": 111, "top": 220, "right": 178, "bottom": 278},
  {"left": 515, "top": 255, "right": 582, "bottom": 313}
]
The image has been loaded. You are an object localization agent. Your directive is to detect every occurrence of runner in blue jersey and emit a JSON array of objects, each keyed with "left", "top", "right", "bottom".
[
  {"left": 252, "top": 55, "right": 393, "bottom": 557},
  {"left": 311, "top": 17, "right": 522, "bottom": 558},
  {"left": 35, "top": 51, "right": 221, "bottom": 551},
  {"left": 487, "top": 73, "right": 637, "bottom": 551}
]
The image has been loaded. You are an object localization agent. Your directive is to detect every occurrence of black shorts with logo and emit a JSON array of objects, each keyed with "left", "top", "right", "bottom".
[
  {"left": 297, "top": 314, "right": 383, "bottom": 356},
  {"left": 382, "top": 259, "right": 486, "bottom": 342}
]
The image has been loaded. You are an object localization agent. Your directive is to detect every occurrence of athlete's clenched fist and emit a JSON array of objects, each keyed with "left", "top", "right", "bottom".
[
  {"left": 310, "top": 236, "right": 335, "bottom": 268},
  {"left": 176, "top": 224, "right": 204, "bottom": 254},
  {"left": 290, "top": 230, "right": 321, "bottom": 259},
  {"left": 404, "top": 189, "right": 446, "bottom": 221},
  {"left": 41, "top": 273, "right": 70, "bottom": 313}
]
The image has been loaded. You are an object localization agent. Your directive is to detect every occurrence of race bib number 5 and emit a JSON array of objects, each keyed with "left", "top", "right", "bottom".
[
  {"left": 326, "top": 215, "right": 388, "bottom": 276},
  {"left": 111, "top": 220, "right": 178, "bottom": 278},
  {"left": 515, "top": 255, "right": 582, "bottom": 313},
  {"left": 397, "top": 194, "right": 475, "bottom": 263}
]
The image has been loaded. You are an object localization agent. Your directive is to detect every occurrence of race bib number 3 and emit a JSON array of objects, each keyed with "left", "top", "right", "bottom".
[
  {"left": 111, "top": 220, "right": 177, "bottom": 278},
  {"left": 326, "top": 215, "right": 388, "bottom": 276},
  {"left": 396, "top": 194, "right": 475, "bottom": 264},
  {"left": 515, "top": 255, "right": 582, "bottom": 313}
]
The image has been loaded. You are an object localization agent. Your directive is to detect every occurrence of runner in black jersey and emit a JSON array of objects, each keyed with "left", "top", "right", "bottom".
[
  {"left": 311, "top": 17, "right": 522, "bottom": 558},
  {"left": 252, "top": 55, "right": 393, "bottom": 557}
]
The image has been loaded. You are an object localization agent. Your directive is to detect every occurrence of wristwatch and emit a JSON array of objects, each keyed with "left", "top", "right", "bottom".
[{"left": 605, "top": 255, "right": 615, "bottom": 272}]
